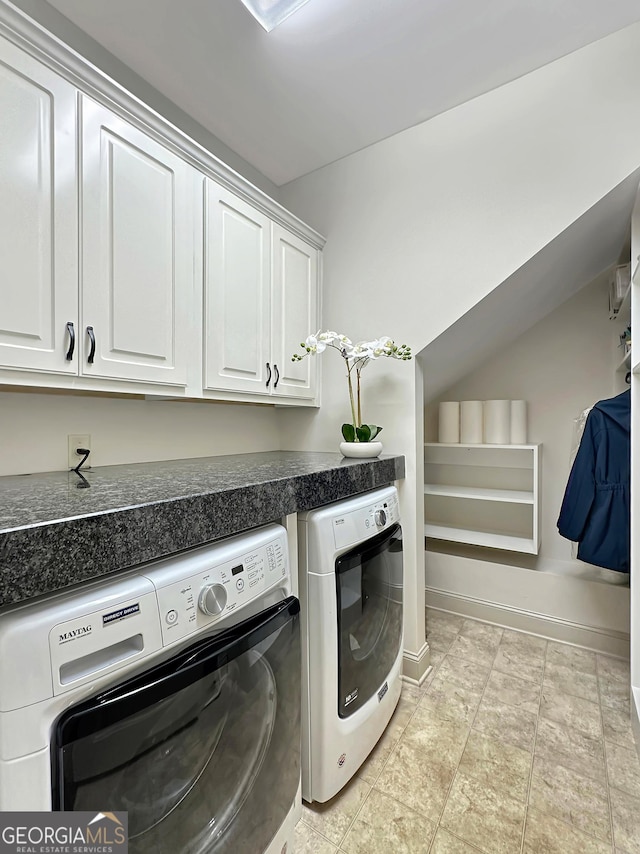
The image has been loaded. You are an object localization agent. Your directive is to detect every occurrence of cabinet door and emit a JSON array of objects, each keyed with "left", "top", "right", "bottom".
[
  {"left": 204, "top": 181, "right": 271, "bottom": 394},
  {"left": 271, "top": 225, "right": 318, "bottom": 400},
  {"left": 80, "top": 97, "right": 193, "bottom": 386},
  {"left": 0, "top": 38, "right": 77, "bottom": 374}
]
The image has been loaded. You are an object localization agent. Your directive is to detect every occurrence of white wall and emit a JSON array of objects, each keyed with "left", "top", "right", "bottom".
[
  {"left": 630, "top": 182, "right": 640, "bottom": 732},
  {"left": 426, "top": 272, "right": 625, "bottom": 568},
  {"left": 0, "top": 391, "right": 281, "bottom": 475},
  {"left": 3, "top": 10, "right": 640, "bottom": 662},
  {"left": 279, "top": 23, "right": 640, "bottom": 666},
  {"left": 279, "top": 21, "right": 640, "bottom": 462},
  {"left": 280, "top": 23, "right": 640, "bottom": 364},
  {"left": 422, "top": 270, "right": 631, "bottom": 652}
]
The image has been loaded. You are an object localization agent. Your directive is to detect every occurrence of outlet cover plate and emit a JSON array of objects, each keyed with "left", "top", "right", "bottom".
[{"left": 68, "top": 434, "right": 91, "bottom": 469}]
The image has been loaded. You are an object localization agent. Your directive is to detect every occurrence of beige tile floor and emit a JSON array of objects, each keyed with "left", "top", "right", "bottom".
[{"left": 295, "top": 609, "right": 640, "bottom": 854}]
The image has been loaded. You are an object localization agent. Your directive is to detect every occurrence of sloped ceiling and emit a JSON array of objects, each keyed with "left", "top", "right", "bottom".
[
  {"left": 421, "top": 170, "right": 640, "bottom": 401},
  {"left": 27, "top": 0, "right": 640, "bottom": 185},
  {"left": 7, "top": 0, "right": 639, "bottom": 391}
]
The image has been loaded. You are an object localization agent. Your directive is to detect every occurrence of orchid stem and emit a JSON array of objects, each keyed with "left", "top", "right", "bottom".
[{"left": 347, "top": 365, "right": 358, "bottom": 439}]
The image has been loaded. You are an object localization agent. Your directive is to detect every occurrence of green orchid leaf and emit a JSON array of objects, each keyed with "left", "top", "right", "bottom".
[
  {"left": 342, "top": 423, "right": 356, "bottom": 442},
  {"left": 368, "top": 425, "right": 382, "bottom": 440},
  {"left": 356, "top": 424, "right": 371, "bottom": 442}
]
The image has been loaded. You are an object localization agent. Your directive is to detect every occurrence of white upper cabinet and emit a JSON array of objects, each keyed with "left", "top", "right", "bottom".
[
  {"left": 204, "top": 183, "right": 319, "bottom": 402},
  {"left": 271, "top": 224, "right": 318, "bottom": 400},
  {"left": 80, "top": 97, "right": 195, "bottom": 386},
  {"left": 204, "top": 181, "right": 271, "bottom": 395},
  {"left": 0, "top": 22, "right": 324, "bottom": 401},
  {"left": 0, "top": 38, "right": 77, "bottom": 374}
]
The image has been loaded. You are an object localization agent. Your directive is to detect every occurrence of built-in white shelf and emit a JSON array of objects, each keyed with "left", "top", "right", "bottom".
[
  {"left": 425, "top": 442, "right": 534, "bottom": 451},
  {"left": 424, "top": 484, "right": 534, "bottom": 503},
  {"left": 424, "top": 442, "right": 541, "bottom": 554},
  {"left": 424, "top": 523, "right": 538, "bottom": 554}
]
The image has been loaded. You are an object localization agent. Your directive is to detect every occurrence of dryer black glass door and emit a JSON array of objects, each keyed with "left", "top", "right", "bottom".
[
  {"left": 51, "top": 596, "right": 300, "bottom": 854},
  {"left": 335, "top": 524, "right": 403, "bottom": 718}
]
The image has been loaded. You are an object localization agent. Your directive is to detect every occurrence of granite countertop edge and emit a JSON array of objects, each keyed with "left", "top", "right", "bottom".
[{"left": 0, "top": 451, "right": 405, "bottom": 609}]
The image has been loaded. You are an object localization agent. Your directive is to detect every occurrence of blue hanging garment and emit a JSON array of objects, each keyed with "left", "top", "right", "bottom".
[{"left": 557, "top": 388, "right": 630, "bottom": 573}]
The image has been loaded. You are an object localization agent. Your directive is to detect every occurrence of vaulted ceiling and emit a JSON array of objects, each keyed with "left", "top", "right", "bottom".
[
  {"left": 32, "top": 0, "right": 640, "bottom": 185},
  {"left": 421, "top": 172, "right": 640, "bottom": 400}
]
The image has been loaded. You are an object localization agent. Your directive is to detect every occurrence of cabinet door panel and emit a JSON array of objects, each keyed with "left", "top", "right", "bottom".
[
  {"left": 0, "top": 40, "right": 77, "bottom": 373},
  {"left": 271, "top": 225, "right": 318, "bottom": 400},
  {"left": 204, "top": 181, "right": 270, "bottom": 394},
  {"left": 80, "top": 97, "right": 192, "bottom": 385}
]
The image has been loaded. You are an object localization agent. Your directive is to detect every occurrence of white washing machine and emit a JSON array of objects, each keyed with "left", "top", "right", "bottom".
[
  {"left": 0, "top": 523, "right": 301, "bottom": 854},
  {"left": 298, "top": 486, "right": 403, "bottom": 803}
]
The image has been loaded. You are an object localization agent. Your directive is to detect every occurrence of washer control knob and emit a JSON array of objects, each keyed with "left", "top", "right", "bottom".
[
  {"left": 198, "top": 583, "right": 227, "bottom": 617},
  {"left": 374, "top": 509, "right": 387, "bottom": 527}
]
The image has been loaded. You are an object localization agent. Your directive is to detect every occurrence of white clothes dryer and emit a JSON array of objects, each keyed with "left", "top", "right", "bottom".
[
  {"left": 298, "top": 486, "right": 403, "bottom": 803},
  {"left": 0, "top": 524, "right": 300, "bottom": 854}
]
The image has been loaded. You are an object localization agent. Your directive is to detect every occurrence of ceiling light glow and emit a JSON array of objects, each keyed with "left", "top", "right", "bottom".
[{"left": 238, "top": 0, "right": 311, "bottom": 32}]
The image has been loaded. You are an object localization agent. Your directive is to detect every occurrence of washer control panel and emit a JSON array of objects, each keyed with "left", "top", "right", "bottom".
[
  {"left": 143, "top": 525, "right": 288, "bottom": 646},
  {"left": 333, "top": 490, "right": 400, "bottom": 550}
]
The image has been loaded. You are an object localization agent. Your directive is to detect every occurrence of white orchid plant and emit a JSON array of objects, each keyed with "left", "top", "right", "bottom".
[{"left": 292, "top": 331, "right": 412, "bottom": 442}]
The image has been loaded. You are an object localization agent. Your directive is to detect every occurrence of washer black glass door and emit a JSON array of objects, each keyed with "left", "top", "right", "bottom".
[
  {"left": 336, "top": 524, "right": 403, "bottom": 717},
  {"left": 51, "top": 597, "right": 300, "bottom": 854}
]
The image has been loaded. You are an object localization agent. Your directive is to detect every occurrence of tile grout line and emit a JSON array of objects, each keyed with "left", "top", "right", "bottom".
[
  {"left": 601, "top": 661, "right": 639, "bottom": 825},
  {"left": 597, "top": 654, "right": 617, "bottom": 853},
  {"left": 331, "top": 624, "right": 450, "bottom": 851},
  {"left": 296, "top": 818, "right": 338, "bottom": 850},
  {"left": 366, "top": 633, "right": 457, "bottom": 847},
  {"left": 528, "top": 646, "right": 618, "bottom": 850},
  {"left": 437, "top": 621, "right": 629, "bottom": 852},
  {"left": 421, "top": 621, "right": 476, "bottom": 853},
  {"left": 302, "top": 617, "right": 441, "bottom": 850},
  {"left": 308, "top": 617, "right": 631, "bottom": 854},
  {"left": 425, "top": 620, "right": 499, "bottom": 854},
  {"left": 444, "top": 621, "right": 620, "bottom": 849},
  {"left": 449, "top": 629, "right": 504, "bottom": 840},
  {"left": 519, "top": 636, "right": 548, "bottom": 854},
  {"left": 442, "top": 829, "right": 487, "bottom": 854},
  {"left": 545, "top": 659, "right": 603, "bottom": 704},
  {"left": 336, "top": 784, "right": 373, "bottom": 853}
]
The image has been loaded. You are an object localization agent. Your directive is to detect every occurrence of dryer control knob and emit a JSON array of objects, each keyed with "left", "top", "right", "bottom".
[
  {"left": 374, "top": 509, "right": 387, "bottom": 527},
  {"left": 198, "top": 583, "right": 227, "bottom": 617}
]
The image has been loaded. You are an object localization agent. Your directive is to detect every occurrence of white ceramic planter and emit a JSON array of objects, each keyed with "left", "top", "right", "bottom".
[{"left": 339, "top": 441, "right": 383, "bottom": 459}]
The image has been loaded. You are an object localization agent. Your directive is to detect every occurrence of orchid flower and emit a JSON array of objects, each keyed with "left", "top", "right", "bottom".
[{"left": 292, "top": 330, "right": 412, "bottom": 442}]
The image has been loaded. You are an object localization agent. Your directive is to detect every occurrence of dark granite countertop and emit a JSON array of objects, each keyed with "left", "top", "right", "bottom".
[{"left": 0, "top": 451, "right": 404, "bottom": 609}]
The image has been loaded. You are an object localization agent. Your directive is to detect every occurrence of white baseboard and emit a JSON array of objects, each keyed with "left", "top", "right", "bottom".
[
  {"left": 632, "top": 687, "right": 640, "bottom": 761},
  {"left": 426, "top": 587, "right": 630, "bottom": 658},
  {"left": 401, "top": 665, "right": 433, "bottom": 689},
  {"left": 402, "top": 641, "right": 431, "bottom": 685},
  {"left": 425, "top": 550, "right": 630, "bottom": 658}
]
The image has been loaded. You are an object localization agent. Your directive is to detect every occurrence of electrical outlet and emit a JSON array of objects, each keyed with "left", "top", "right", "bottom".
[{"left": 68, "top": 434, "right": 92, "bottom": 469}]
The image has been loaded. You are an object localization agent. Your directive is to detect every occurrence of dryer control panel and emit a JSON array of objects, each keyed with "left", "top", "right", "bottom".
[
  {"left": 145, "top": 524, "right": 288, "bottom": 646},
  {"left": 332, "top": 490, "right": 400, "bottom": 550}
]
